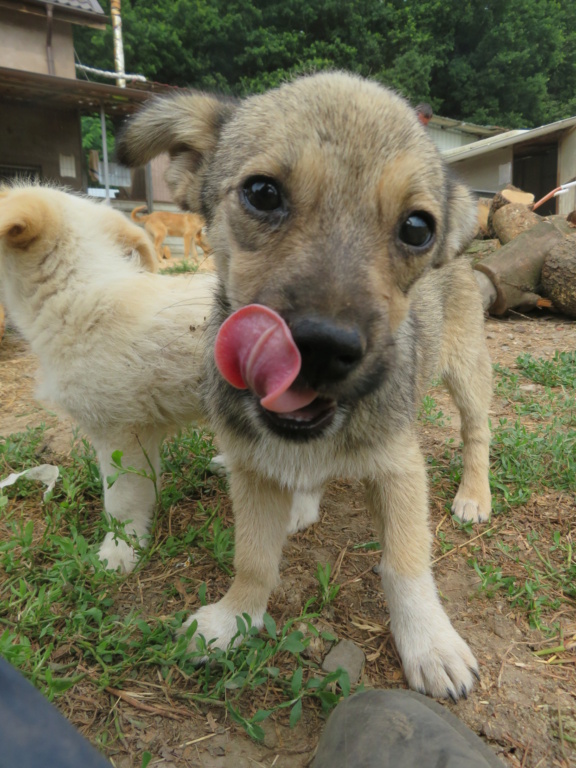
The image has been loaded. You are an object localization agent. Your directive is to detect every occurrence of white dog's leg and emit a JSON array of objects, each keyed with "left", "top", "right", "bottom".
[
  {"left": 207, "top": 452, "right": 228, "bottom": 477},
  {"left": 364, "top": 431, "right": 478, "bottom": 700},
  {"left": 182, "top": 466, "right": 292, "bottom": 654},
  {"left": 287, "top": 489, "right": 323, "bottom": 534},
  {"left": 94, "top": 432, "right": 162, "bottom": 574}
]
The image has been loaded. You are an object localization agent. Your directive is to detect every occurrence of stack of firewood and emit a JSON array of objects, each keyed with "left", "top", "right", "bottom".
[{"left": 467, "top": 185, "right": 576, "bottom": 318}]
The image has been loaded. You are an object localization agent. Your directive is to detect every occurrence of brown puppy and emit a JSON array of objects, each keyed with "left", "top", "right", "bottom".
[
  {"left": 130, "top": 206, "right": 211, "bottom": 263},
  {"left": 118, "top": 71, "right": 492, "bottom": 700}
]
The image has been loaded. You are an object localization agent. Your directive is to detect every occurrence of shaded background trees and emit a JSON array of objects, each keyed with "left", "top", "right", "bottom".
[{"left": 74, "top": 0, "right": 576, "bottom": 127}]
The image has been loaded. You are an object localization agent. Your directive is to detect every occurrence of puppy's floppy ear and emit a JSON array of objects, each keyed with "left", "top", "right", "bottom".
[
  {"left": 117, "top": 92, "right": 237, "bottom": 213},
  {"left": 0, "top": 191, "right": 60, "bottom": 251},
  {"left": 438, "top": 177, "right": 478, "bottom": 264}
]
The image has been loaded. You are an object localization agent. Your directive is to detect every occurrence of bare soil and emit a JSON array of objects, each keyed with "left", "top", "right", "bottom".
[{"left": 1, "top": 310, "right": 575, "bottom": 768}]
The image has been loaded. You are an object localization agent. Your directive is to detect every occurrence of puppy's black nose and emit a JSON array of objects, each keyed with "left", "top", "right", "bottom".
[{"left": 290, "top": 317, "right": 365, "bottom": 388}]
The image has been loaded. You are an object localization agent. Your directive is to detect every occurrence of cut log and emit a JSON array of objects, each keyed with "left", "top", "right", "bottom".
[
  {"left": 476, "top": 197, "right": 493, "bottom": 238},
  {"left": 487, "top": 185, "right": 535, "bottom": 235},
  {"left": 474, "top": 221, "right": 564, "bottom": 315},
  {"left": 474, "top": 271, "right": 498, "bottom": 312},
  {"left": 464, "top": 238, "right": 501, "bottom": 264},
  {"left": 541, "top": 237, "right": 576, "bottom": 318},
  {"left": 491, "top": 203, "right": 542, "bottom": 244}
]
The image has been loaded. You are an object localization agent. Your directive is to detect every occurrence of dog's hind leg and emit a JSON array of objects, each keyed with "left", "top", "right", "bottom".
[
  {"left": 442, "top": 338, "right": 492, "bottom": 524},
  {"left": 94, "top": 430, "right": 163, "bottom": 574},
  {"left": 181, "top": 467, "right": 292, "bottom": 655},
  {"left": 364, "top": 430, "right": 478, "bottom": 700}
]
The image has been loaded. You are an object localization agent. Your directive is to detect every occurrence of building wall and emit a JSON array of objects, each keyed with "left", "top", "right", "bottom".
[
  {"left": 558, "top": 128, "right": 576, "bottom": 214},
  {"left": 0, "top": 7, "right": 76, "bottom": 78},
  {"left": 450, "top": 147, "right": 513, "bottom": 196},
  {"left": 428, "top": 127, "right": 478, "bottom": 152},
  {"left": 0, "top": 102, "right": 83, "bottom": 189}
]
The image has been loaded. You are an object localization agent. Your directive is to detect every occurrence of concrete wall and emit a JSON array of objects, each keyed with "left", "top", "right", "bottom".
[
  {"left": 558, "top": 127, "right": 576, "bottom": 214},
  {"left": 0, "top": 102, "right": 84, "bottom": 189},
  {"left": 0, "top": 8, "right": 76, "bottom": 78},
  {"left": 449, "top": 147, "right": 513, "bottom": 196}
]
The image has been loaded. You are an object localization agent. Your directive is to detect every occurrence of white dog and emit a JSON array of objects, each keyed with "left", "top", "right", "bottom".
[{"left": 0, "top": 184, "right": 216, "bottom": 572}]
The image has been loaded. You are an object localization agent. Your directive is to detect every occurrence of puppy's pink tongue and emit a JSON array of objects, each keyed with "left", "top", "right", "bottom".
[{"left": 214, "top": 305, "right": 317, "bottom": 413}]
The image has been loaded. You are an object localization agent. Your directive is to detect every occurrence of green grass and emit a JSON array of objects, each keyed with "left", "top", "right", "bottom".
[
  {"left": 466, "top": 351, "right": 576, "bottom": 634},
  {"left": 0, "top": 425, "right": 352, "bottom": 745},
  {"left": 1, "top": 346, "right": 574, "bottom": 752},
  {"left": 159, "top": 259, "right": 199, "bottom": 275}
]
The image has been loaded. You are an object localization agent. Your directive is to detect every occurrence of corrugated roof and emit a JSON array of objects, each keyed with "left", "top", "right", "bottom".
[
  {"left": 0, "top": 0, "right": 106, "bottom": 26},
  {"left": 0, "top": 66, "right": 176, "bottom": 116},
  {"left": 444, "top": 116, "right": 576, "bottom": 163},
  {"left": 36, "top": 0, "right": 104, "bottom": 13}
]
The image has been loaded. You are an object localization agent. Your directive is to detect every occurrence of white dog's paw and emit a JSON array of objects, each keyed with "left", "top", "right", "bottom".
[
  {"left": 396, "top": 617, "right": 479, "bottom": 701},
  {"left": 451, "top": 488, "right": 491, "bottom": 524},
  {"left": 287, "top": 491, "right": 322, "bottom": 534},
  {"left": 180, "top": 602, "right": 264, "bottom": 659},
  {"left": 98, "top": 532, "right": 139, "bottom": 574}
]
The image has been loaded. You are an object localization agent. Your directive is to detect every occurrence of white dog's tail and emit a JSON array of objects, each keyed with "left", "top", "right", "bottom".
[{"left": 0, "top": 188, "right": 61, "bottom": 252}]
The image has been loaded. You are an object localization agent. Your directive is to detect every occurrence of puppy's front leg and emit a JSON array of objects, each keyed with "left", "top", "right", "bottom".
[
  {"left": 364, "top": 431, "right": 478, "bottom": 700},
  {"left": 94, "top": 431, "right": 162, "bottom": 574},
  {"left": 182, "top": 467, "right": 292, "bottom": 654}
]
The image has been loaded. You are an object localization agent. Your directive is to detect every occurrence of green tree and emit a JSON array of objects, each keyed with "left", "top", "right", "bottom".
[{"left": 73, "top": 0, "right": 576, "bottom": 126}]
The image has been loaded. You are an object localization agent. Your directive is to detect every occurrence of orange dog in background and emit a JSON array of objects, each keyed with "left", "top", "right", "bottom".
[{"left": 130, "top": 206, "right": 211, "bottom": 263}]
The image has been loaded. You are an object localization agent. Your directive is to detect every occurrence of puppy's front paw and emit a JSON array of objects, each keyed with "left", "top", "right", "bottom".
[
  {"left": 397, "top": 617, "right": 478, "bottom": 701},
  {"left": 287, "top": 491, "right": 321, "bottom": 534},
  {"left": 98, "top": 532, "right": 139, "bottom": 574},
  {"left": 451, "top": 487, "right": 491, "bottom": 524},
  {"left": 181, "top": 602, "right": 264, "bottom": 659}
]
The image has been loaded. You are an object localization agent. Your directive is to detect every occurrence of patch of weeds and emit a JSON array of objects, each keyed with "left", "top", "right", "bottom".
[
  {"left": 180, "top": 606, "right": 349, "bottom": 739},
  {"left": 159, "top": 260, "right": 198, "bottom": 275},
  {"left": 418, "top": 394, "right": 450, "bottom": 427},
  {"left": 490, "top": 418, "right": 575, "bottom": 503},
  {"left": 516, "top": 351, "right": 576, "bottom": 389},
  {"left": 493, "top": 363, "right": 521, "bottom": 401},
  {"left": 161, "top": 428, "right": 219, "bottom": 507},
  {"left": 315, "top": 563, "right": 340, "bottom": 609},
  {"left": 0, "top": 426, "right": 49, "bottom": 496},
  {"left": 160, "top": 502, "right": 233, "bottom": 572}
]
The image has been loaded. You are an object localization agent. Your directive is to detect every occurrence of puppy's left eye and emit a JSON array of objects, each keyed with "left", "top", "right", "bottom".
[
  {"left": 242, "top": 176, "right": 284, "bottom": 213},
  {"left": 398, "top": 212, "right": 435, "bottom": 249}
]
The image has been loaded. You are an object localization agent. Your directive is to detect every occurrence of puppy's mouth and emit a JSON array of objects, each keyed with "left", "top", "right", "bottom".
[
  {"left": 258, "top": 395, "right": 337, "bottom": 438},
  {"left": 214, "top": 304, "right": 340, "bottom": 438}
]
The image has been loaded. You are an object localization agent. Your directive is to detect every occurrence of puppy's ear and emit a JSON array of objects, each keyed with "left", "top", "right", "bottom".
[
  {"left": 0, "top": 192, "right": 60, "bottom": 251},
  {"left": 438, "top": 178, "right": 478, "bottom": 264},
  {"left": 117, "top": 92, "right": 237, "bottom": 212}
]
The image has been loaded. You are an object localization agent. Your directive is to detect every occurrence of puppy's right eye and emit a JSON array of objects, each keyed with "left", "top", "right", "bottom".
[{"left": 242, "top": 176, "right": 283, "bottom": 213}]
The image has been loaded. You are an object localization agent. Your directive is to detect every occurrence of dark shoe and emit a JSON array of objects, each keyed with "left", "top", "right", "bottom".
[{"left": 312, "top": 689, "right": 505, "bottom": 768}]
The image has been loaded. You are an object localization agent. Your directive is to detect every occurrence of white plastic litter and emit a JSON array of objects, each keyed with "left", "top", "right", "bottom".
[{"left": 0, "top": 465, "right": 59, "bottom": 501}]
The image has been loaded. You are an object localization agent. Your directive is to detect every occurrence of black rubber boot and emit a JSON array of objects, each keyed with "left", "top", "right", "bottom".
[
  {"left": 312, "top": 689, "right": 505, "bottom": 768},
  {"left": 0, "top": 658, "right": 112, "bottom": 768}
]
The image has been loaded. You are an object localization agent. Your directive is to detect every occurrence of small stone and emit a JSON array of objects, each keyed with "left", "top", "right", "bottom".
[{"left": 322, "top": 639, "right": 365, "bottom": 684}]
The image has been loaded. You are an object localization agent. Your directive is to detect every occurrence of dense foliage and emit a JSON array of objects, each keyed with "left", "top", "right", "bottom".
[{"left": 74, "top": 0, "right": 576, "bottom": 127}]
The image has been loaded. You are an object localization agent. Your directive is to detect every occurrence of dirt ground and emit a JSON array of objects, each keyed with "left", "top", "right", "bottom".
[{"left": 1, "top": 308, "right": 575, "bottom": 768}]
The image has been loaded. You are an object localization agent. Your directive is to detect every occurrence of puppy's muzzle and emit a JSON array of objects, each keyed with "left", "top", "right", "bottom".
[{"left": 290, "top": 317, "right": 365, "bottom": 388}]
